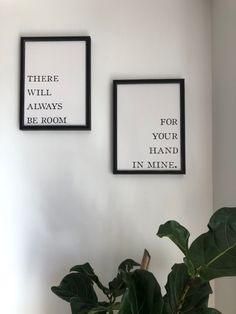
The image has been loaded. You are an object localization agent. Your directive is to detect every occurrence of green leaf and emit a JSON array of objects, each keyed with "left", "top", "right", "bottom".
[
  {"left": 51, "top": 272, "right": 98, "bottom": 303},
  {"left": 118, "top": 290, "right": 132, "bottom": 314},
  {"left": 157, "top": 221, "right": 190, "bottom": 255},
  {"left": 119, "top": 269, "right": 163, "bottom": 314},
  {"left": 186, "top": 308, "right": 221, "bottom": 314},
  {"left": 118, "top": 259, "right": 140, "bottom": 272},
  {"left": 119, "top": 276, "right": 139, "bottom": 314},
  {"left": 188, "top": 207, "right": 236, "bottom": 280},
  {"left": 109, "top": 272, "right": 126, "bottom": 297},
  {"left": 70, "top": 297, "right": 97, "bottom": 314},
  {"left": 70, "top": 298, "right": 120, "bottom": 314},
  {"left": 163, "top": 264, "right": 212, "bottom": 314},
  {"left": 108, "top": 259, "right": 140, "bottom": 298},
  {"left": 71, "top": 263, "right": 109, "bottom": 294},
  {"left": 200, "top": 309, "right": 221, "bottom": 314}
]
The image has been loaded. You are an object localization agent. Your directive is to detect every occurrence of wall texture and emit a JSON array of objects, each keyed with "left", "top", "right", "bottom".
[
  {"left": 212, "top": 0, "right": 236, "bottom": 313},
  {"left": 0, "top": 1, "right": 212, "bottom": 313}
]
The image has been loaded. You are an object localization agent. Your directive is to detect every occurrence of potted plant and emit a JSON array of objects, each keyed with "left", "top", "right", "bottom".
[{"left": 51, "top": 207, "right": 236, "bottom": 313}]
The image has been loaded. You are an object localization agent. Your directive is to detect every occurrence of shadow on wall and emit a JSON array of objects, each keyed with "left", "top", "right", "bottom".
[{"left": 22, "top": 158, "right": 131, "bottom": 314}]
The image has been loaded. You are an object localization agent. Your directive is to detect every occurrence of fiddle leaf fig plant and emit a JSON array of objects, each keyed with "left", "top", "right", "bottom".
[{"left": 51, "top": 207, "right": 236, "bottom": 314}]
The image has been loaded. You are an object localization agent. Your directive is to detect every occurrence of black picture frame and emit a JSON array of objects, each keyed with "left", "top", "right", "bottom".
[
  {"left": 20, "top": 36, "right": 91, "bottom": 130},
  {"left": 113, "top": 79, "right": 185, "bottom": 174}
]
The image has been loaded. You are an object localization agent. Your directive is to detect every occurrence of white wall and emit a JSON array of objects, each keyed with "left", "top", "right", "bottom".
[
  {"left": 212, "top": 1, "right": 236, "bottom": 313},
  {"left": 0, "top": 1, "right": 213, "bottom": 313}
]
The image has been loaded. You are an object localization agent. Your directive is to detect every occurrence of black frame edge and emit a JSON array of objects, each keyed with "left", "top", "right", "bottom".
[
  {"left": 19, "top": 36, "right": 91, "bottom": 131},
  {"left": 113, "top": 78, "right": 186, "bottom": 175}
]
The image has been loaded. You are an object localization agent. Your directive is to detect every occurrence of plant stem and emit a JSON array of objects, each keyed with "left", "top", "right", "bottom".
[
  {"left": 176, "top": 266, "right": 202, "bottom": 313},
  {"left": 176, "top": 280, "right": 191, "bottom": 314}
]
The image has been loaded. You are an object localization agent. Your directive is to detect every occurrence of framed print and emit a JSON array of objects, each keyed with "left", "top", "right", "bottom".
[
  {"left": 113, "top": 79, "right": 185, "bottom": 174},
  {"left": 20, "top": 36, "right": 91, "bottom": 130}
]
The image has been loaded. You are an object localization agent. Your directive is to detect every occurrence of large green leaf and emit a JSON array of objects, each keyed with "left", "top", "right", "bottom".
[
  {"left": 109, "top": 272, "right": 126, "bottom": 297},
  {"left": 119, "top": 269, "right": 163, "bottom": 314},
  {"left": 51, "top": 272, "right": 98, "bottom": 303},
  {"left": 70, "top": 298, "right": 120, "bottom": 314},
  {"left": 71, "top": 263, "right": 109, "bottom": 294},
  {"left": 186, "top": 308, "right": 221, "bottom": 314},
  {"left": 201, "top": 309, "right": 221, "bottom": 314},
  {"left": 70, "top": 297, "right": 97, "bottom": 314},
  {"left": 118, "top": 259, "right": 140, "bottom": 272},
  {"left": 118, "top": 290, "right": 132, "bottom": 314},
  {"left": 163, "top": 263, "right": 212, "bottom": 314},
  {"left": 188, "top": 207, "right": 236, "bottom": 280},
  {"left": 157, "top": 221, "right": 190, "bottom": 255},
  {"left": 108, "top": 259, "right": 140, "bottom": 298}
]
